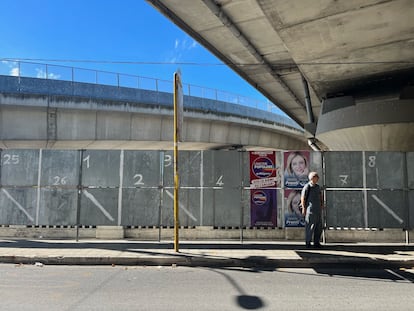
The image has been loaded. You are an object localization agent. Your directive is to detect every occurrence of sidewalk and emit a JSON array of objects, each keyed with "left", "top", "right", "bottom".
[{"left": 0, "top": 239, "right": 413, "bottom": 268}]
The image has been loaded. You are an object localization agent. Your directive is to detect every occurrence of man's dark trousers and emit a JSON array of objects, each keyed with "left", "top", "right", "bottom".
[{"left": 305, "top": 216, "right": 322, "bottom": 246}]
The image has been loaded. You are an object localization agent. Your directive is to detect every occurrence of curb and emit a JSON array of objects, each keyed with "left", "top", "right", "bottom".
[{"left": 2, "top": 255, "right": 414, "bottom": 268}]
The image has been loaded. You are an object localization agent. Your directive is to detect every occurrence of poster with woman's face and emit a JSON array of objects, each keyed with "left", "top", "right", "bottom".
[
  {"left": 284, "top": 189, "right": 305, "bottom": 227},
  {"left": 283, "top": 151, "right": 310, "bottom": 188}
]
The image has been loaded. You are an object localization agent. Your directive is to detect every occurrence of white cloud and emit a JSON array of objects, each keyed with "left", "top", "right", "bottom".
[
  {"left": 48, "top": 73, "right": 61, "bottom": 79},
  {"left": 168, "top": 37, "right": 198, "bottom": 63},
  {"left": 36, "top": 69, "right": 46, "bottom": 79},
  {"left": 36, "top": 68, "right": 60, "bottom": 79},
  {"left": 10, "top": 67, "right": 20, "bottom": 76},
  {"left": 176, "top": 38, "right": 197, "bottom": 51},
  {"left": 189, "top": 40, "right": 197, "bottom": 49},
  {"left": 1, "top": 61, "right": 19, "bottom": 76}
]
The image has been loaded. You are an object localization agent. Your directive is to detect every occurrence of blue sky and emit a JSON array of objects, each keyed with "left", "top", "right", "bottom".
[{"left": 0, "top": 0, "right": 279, "bottom": 110}]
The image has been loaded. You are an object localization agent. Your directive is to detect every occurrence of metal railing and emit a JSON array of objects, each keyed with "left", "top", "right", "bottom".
[{"left": 0, "top": 59, "right": 290, "bottom": 118}]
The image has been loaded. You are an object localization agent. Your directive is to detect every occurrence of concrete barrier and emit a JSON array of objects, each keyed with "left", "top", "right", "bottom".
[
  {"left": 0, "top": 226, "right": 412, "bottom": 243},
  {"left": 0, "top": 225, "right": 95, "bottom": 239},
  {"left": 324, "top": 228, "right": 409, "bottom": 243},
  {"left": 95, "top": 226, "right": 125, "bottom": 239}
]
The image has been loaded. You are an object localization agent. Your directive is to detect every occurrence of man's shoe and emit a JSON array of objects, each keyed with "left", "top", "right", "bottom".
[
  {"left": 314, "top": 243, "right": 323, "bottom": 248},
  {"left": 306, "top": 243, "right": 311, "bottom": 248}
]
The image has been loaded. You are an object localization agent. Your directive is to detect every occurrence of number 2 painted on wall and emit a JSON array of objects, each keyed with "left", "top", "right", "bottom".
[{"left": 134, "top": 174, "right": 144, "bottom": 186}]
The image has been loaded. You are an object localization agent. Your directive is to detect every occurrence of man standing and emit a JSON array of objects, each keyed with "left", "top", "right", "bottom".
[{"left": 301, "top": 171, "right": 324, "bottom": 248}]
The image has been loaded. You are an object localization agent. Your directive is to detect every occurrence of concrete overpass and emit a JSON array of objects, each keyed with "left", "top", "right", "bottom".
[
  {"left": 0, "top": 73, "right": 306, "bottom": 151},
  {"left": 147, "top": 0, "right": 414, "bottom": 151}
]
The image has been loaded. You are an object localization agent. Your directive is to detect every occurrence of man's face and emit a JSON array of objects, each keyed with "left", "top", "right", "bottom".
[{"left": 311, "top": 175, "right": 319, "bottom": 183}]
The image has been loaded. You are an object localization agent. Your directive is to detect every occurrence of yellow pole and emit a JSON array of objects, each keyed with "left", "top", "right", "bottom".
[{"left": 173, "top": 72, "right": 180, "bottom": 252}]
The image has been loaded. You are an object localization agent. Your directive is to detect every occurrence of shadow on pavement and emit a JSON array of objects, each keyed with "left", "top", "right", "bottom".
[
  {"left": 0, "top": 239, "right": 413, "bottom": 272},
  {"left": 1, "top": 239, "right": 413, "bottom": 252}
]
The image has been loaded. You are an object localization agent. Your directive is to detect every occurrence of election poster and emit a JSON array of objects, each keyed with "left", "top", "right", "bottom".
[
  {"left": 250, "top": 188, "right": 277, "bottom": 227},
  {"left": 283, "top": 151, "right": 310, "bottom": 188},
  {"left": 249, "top": 151, "right": 277, "bottom": 227},
  {"left": 284, "top": 189, "right": 305, "bottom": 227},
  {"left": 250, "top": 151, "right": 278, "bottom": 189}
]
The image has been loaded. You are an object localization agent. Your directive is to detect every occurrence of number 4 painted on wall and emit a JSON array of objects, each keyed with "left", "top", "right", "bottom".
[{"left": 216, "top": 175, "right": 224, "bottom": 186}]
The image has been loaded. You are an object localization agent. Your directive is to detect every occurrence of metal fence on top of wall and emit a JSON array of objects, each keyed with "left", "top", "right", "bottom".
[
  {"left": 0, "top": 60, "right": 287, "bottom": 117},
  {"left": 0, "top": 149, "right": 413, "bottom": 229}
]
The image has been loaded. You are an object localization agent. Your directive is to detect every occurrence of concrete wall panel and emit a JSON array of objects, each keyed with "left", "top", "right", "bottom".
[
  {"left": 121, "top": 188, "right": 160, "bottom": 226},
  {"left": 325, "top": 152, "right": 363, "bottom": 188},
  {"left": 159, "top": 188, "right": 204, "bottom": 227},
  {"left": 80, "top": 188, "right": 118, "bottom": 226},
  {"left": 40, "top": 150, "right": 80, "bottom": 186},
  {"left": 178, "top": 189, "right": 201, "bottom": 227},
  {"left": 199, "top": 188, "right": 215, "bottom": 227},
  {"left": 81, "top": 150, "right": 120, "bottom": 187},
  {"left": 160, "top": 117, "right": 173, "bottom": 141},
  {"left": 213, "top": 188, "right": 242, "bottom": 227},
  {"left": 179, "top": 151, "right": 202, "bottom": 188},
  {"left": 0, "top": 187, "right": 37, "bottom": 225},
  {"left": 202, "top": 150, "right": 242, "bottom": 189},
  {"left": 326, "top": 190, "right": 365, "bottom": 227},
  {"left": 365, "top": 152, "right": 404, "bottom": 189},
  {"left": 96, "top": 111, "right": 131, "bottom": 140},
  {"left": 162, "top": 151, "right": 203, "bottom": 188},
  {"left": 1, "top": 150, "right": 40, "bottom": 186},
  {"left": 0, "top": 106, "right": 47, "bottom": 139},
  {"left": 57, "top": 110, "right": 97, "bottom": 140},
  {"left": 160, "top": 188, "right": 174, "bottom": 227},
  {"left": 131, "top": 115, "right": 163, "bottom": 141},
  {"left": 184, "top": 119, "right": 212, "bottom": 142},
  {"left": 367, "top": 190, "right": 406, "bottom": 228},
  {"left": 38, "top": 188, "right": 77, "bottom": 225},
  {"left": 122, "top": 150, "right": 161, "bottom": 188}
]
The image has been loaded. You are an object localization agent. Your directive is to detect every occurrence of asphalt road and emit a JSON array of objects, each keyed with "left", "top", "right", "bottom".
[{"left": 0, "top": 264, "right": 413, "bottom": 310}]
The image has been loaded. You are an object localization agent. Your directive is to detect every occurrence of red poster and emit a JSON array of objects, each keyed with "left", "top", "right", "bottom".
[{"left": 249, "top": 151, "right": 277, "bottom": 189}]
